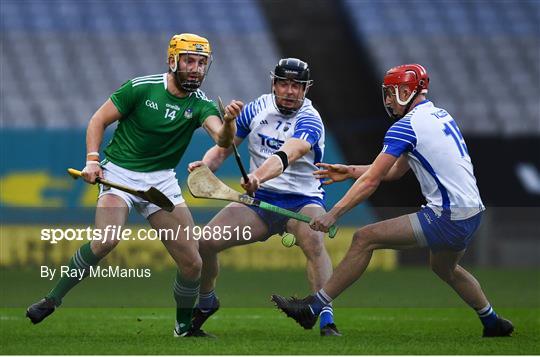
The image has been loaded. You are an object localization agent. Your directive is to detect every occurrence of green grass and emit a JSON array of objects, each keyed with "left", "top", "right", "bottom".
[
  {"left": 2, "top": 268, "right": 539, "bottom": 308},
  {"left": 1, "top": 307, "right": 538, "bottom": 354},
  {"left": 1, "top": 268, "right": 539, "bottom": 354}
]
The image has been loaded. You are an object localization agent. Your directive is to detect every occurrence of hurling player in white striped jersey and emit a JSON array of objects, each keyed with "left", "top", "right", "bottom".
[
  {"left": 271, "top": 64, "right": 513, "bottom": 338},
  {"left": 188, "top": 58, "right": 340, "bottom": 336}
]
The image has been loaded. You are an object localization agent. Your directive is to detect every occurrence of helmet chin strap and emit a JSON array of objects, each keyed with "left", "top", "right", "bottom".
[
  {"left": 395, "top": 86, "right": 417, "bottom": 106},
  {"left": 170, "top": 56, "right": 178, "bottom": 72},
  {"left": 169, "top": 56, "right": 184, "bottom": 92},
  {"left": 392, "top": 85, "right": 420, "bottom": 120}
]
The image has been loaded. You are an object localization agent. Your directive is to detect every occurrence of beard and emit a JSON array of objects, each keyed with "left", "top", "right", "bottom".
[{"left": 174, "top": 70, "right": 203, "bottom": 92}]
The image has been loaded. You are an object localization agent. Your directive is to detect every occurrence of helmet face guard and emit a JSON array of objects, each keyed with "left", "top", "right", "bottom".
[
  {"left": 168, "top": 34, "right": 213, "bottom": 92},
  {"left": 172, "top": 53, "right": 213, "bottom": 92},
  {"left": 270, "top": 58, "right": 313, "bottom": 116},
  {"left": 382, "top": 85, "right": 402, "bottom": 121},
  {"left": 382, "top": 64, "right": 429, "bottom": 120}
]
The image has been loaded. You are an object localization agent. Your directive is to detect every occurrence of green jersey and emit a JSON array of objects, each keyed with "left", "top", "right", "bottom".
[{"left": 104, "top": 73, "right": 219, "bottom": 172}]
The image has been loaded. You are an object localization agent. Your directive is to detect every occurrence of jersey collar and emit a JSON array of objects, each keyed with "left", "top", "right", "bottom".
[{"left": 412, "top": 99, "right": 431, "bottom": 109}]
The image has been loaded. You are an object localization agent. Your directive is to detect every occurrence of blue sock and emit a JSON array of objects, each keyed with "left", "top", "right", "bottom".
[
  {"left": 198, "top": 290, "right": 217, "bottom": 312},
  {"left": 319, "top": 304, "right": 334, "bottom": 328},
  {"left": 477, "top": 304, "right": 498, "bottom": 328},
  {"left": 309, "top": 289, "right": 333, "bottom": 316}
]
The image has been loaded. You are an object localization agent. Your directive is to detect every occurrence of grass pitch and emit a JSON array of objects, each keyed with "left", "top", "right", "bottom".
[
  {"left": 1, "top": 268, "right": 539, "bottom": 354},
  {"left": 1, "top": 307, "right": 538, "bottom": 354}
]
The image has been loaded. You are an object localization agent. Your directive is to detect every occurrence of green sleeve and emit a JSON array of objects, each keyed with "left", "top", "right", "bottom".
[
  {"left": 198, "top": 100, "right": 220, "bottom": 126},
  {"left": 110, "top": 80, "right": 136, "bottom": 116}
]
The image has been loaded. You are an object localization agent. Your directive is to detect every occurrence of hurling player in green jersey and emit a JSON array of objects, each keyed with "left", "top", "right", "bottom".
[{"left": 26, "top": 33, "right": 244, "bottom": 338}]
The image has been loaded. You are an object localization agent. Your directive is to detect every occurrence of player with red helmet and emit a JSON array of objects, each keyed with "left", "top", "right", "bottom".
[
  {"left": 272, "top": 64, "right": 514, "bottom": 338},
  {"left": 382, "top": 64, "right": 429, "bottom": 119}
]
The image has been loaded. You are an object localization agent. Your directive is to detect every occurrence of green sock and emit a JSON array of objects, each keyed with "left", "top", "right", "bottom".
[
  {"left": 173, "top": 271, "right": 200, "bottom": 333},
  {"left": 46, "top": 243, "right": 100, "bottom": 306}
]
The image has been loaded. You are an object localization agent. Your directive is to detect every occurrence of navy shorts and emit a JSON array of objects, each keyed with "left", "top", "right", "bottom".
[
  {"left": 408, "top": 207, "right": 483, "bottom": 252},
  {"left": 248, "top": 189, "right": 326, "bottom": 240}
]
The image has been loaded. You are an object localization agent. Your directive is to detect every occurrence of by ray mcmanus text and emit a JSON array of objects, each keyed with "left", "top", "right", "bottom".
[{"left": 40, "top": 265, "right": 152, "bottom": 280}]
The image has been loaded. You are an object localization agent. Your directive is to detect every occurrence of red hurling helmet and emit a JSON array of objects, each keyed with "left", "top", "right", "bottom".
[{"left": 382, "top": 64, "right": 430, "bottom": 119}]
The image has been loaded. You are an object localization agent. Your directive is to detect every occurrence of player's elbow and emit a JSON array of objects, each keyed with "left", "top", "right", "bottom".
[
  {"left": 383, "top": 171, "right": 399, "bottom": 182},
  {"left": 286, "top": 145, "right": 310, "bottom": 164},
  {"left": 216, "top": 136, "right": 233, "bottom": 148},
  {"left": 386, "top": 167, "right": 409, "bottom": 181},
  {"left": 88, "top": 114, "right": 108, "bottom": 131}
]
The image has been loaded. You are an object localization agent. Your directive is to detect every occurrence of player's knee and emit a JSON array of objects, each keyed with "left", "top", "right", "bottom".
[
  {"left": 300, "top": 235, "right": 325, "bottom": 259},
  {"left": 90, "top": 238, "right": 119, "bottom": 258},
  {"left": 198, "top": 238, "right": 218, "bottom": 257},
  {"left": 431, "top": 263, "right": 455, "bottom": 283},
  {"left": 352, "top": 227, "right": 374, "bottom": 251},
  {"left": 179, "top": 254, "right": 203, "bottom": 280}
]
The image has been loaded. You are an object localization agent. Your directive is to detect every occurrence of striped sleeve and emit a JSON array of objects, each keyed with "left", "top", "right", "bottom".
[
  {"left": 292, "top": 114, "right": 323, "bottom": 147},
  {"left": 382, "top": 118, "right": 417, "bottom": 157},
  {"left": 236, "top": 102, "right": 255, "bottom": 138},
  {"left": 236, "top": 100, "right": 259, "bottom": 138}
]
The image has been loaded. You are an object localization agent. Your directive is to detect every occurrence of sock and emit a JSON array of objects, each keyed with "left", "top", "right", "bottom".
[
  {"left": 477, "top": 303, "right": 498, "bottom": 329},
  {"left": 309, "top": 289, "right": 333, "bottom": 316},
  {"left": 173, "top": 271, "right": 200, "bottom": 334},
  {"left": 46, "top": 243, "right": 100, "bottom": 306},
  {"left": 198, "top": 290, "right": 217, "bottom": 312},
  {"left": 319, "top": 303, "right": 334, "bottom": 328}
]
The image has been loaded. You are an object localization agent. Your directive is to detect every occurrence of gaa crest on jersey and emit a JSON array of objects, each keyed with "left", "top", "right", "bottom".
[{"left": 184, "top": 108, "right": 193, "bottom": 120}]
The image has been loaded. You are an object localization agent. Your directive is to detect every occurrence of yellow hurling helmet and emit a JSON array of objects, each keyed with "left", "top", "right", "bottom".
[
  {"left": 167, "top": 33, "right": 211, "bottom": 62},
  {"left": 167, "top": 33, "right": 212, "bottom": 91}
]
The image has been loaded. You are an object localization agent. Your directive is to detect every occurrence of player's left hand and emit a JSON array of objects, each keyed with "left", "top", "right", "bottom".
[
  {"left": 313, "top": 162, "right": 351, "bottom": 185},
  {"left": 187, "top": 160, "right": 206, "bottom": 173},
  {"left": 223, "top": 100, "right": 244, "bottom": 123},
  {"left": 241, "top": 173, "right": 260, "bottom": 195},
  {"left": 310, "top": 212, "right": 337, "bottom": 233}
]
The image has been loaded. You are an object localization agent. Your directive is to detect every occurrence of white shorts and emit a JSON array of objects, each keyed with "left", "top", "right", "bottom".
[{"left": 98, "top": 161, "right": 184, "bottom": 218}]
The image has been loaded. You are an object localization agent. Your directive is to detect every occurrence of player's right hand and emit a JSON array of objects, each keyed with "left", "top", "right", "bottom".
[
  {"left": 241, "top": 173, "right": 260, "bottom": 195},
  {"left": 81, "top": 161, "right": 103, "bottom": 184},
  {"left": 313, "top": 162, "right": 351, "bottom": 185},
  {"left": 187, "top": 161, "right": 206, "bottom": 173},
  {"left": 310, "top": 212, "right": 337, "bottom": 233},
  {"left": 223, "top": 100, "right": 244, "bottom": 122}
]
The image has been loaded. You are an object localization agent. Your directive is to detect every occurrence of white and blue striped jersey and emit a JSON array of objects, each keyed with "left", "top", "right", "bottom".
[
  {"left": 236, "top": 94, "right": 325, "bottom": 199},
  {"left": 382, "top": 100, "right": 484, "bottom": 219}
]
